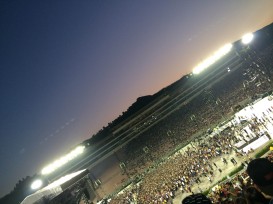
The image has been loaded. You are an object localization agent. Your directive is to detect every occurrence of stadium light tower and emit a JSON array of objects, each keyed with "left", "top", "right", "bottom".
[
  {"left": 31, "top": 179, "right": 43, "bottom": 190},
  {"left": 241, "top": 33, "right": 254, "bottom": 44}
]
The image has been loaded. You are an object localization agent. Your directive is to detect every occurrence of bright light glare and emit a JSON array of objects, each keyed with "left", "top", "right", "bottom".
[
  {"left": 193, "top": 43, "right": 232, "bottom": 74},
  {"left": 41, "top": 146, "right": 85, "bottom": 175},
  {"left": 44, "top": 169, "right": 86, "bottom": 190},
  {"left": 242, "top": 33, "right": 254, "bottom": 44},
  {"left": 31, "top": 179, "right": 43, "bottom": 190}
]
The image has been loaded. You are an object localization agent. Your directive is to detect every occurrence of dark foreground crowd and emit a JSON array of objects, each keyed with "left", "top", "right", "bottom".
[
  {"left": 110, "top": 153, "right": 273, "bottom": 204},
  {"left": 182, "top": 152, "right": 273, "bottom": 204},
  {"left": 207, "top": 152, "right": 273, "bottom": 204}
]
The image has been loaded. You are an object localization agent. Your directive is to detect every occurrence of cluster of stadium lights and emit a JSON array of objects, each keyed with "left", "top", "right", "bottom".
[
  {"left": 192, "top": 33, "right": 254, "bottom": 75},
  {"left": 30, "top": 169, "right": 87, "bottom": 190},
  {"left": 192, "top": 43, "right": 233, "bottom": 74},
  {"left": 31, "top": 146, "right": 85, "bottom": 190},
  {"left": 41, "top": 146, "right": 85, "bottom": 175}
]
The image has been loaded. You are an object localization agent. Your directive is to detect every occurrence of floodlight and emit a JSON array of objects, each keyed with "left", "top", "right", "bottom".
[
  {"left": 31, "top": 179, "right": 43, "bottom": 190},
  {"left": 60, "top": 156, "right": 68, "bottom": 165},
  {"left": 242, "top": 33, "right": 254, "bottom": 44},
  {"left": 41, "top": 168, "right": 47, "bottom": 175},
  {"left": 75, "top": 146, "right": 85, "bottom": 154},
  {"left": 41, "top": 166, "right": 53, "bottom": 175},
  {"left": 192, "top": 43, "right": 232, "bottom": 74},
  {"left": 41, "top": 146, "right": 85, "bottom": 175}
]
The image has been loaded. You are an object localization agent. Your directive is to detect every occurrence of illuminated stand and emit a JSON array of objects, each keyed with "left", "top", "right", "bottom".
[
  {"left": 233, "top": 96, "right": 273, "bottom": 153},
  {"left": 24, "top": 146, "right": 100, "bottom": 204},
  {"left": 22, "top": 169, "right": 96, "bottom": 204}
]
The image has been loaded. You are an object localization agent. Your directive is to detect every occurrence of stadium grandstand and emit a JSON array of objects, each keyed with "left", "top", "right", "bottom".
[{"left": 10, "top": 22, "right": 273, "bottom": 204}]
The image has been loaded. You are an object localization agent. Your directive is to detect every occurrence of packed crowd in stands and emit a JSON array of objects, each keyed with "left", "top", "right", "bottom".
[
  {"left": 120, "top": 46, "right": 273, "bottom": 177},
  {"left": 105, "top": 40, "right": 273, "bottom": 203},
  {"left": 109, "top": 104, "right": 273, "bottom": 203}
]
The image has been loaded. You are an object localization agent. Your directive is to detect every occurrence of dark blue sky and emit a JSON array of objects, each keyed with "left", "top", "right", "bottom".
[{"left": 1, "top": 0, "right": 273, "bottom": 197}]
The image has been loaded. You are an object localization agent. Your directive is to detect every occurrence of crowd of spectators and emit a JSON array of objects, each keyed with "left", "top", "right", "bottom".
[
  {"left": 105, "top": 39, "right": 273, "bottom": 203},
  {"left": 207, "top": 151, "right": 273, "bottom": 203},
  {"left": 108, "top": 102, "right": 273, "bottom": 203},
  {"left": 120, "top": 44, "right": 273, "bottom": 177}
]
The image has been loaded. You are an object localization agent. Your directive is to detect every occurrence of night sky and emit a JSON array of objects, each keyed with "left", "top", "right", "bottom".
[{"left": 1, "top": 0, "right": 273, "bottom": 197}]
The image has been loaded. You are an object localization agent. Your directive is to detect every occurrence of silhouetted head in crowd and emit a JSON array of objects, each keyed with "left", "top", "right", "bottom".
[
  {"left": 247, "top": 158, "right": 273, "bottom": 197},
  {"left": 182, "top": 193, "right": 212, "bottom": 204},
  {"left": 244, "top": 186, "right": 271, "bottom": 204},
  {"left": 234, "top": 197, "right": 247, "bottom": 204}
]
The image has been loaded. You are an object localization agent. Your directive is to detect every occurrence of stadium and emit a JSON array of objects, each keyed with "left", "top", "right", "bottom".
[{"left": 17, "top": 23, "right": 273, "bottom": 204}]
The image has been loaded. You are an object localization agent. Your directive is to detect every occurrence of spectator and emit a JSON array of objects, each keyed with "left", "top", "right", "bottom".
[
  {"left": 244, "top": 186, "right": 271, "bottom": 204},
  {"left": 182, "top": 194, "right": 212, "bottom": 204},
  {"left": 247, "top": 158, "right": 273, "bottom": 199}
]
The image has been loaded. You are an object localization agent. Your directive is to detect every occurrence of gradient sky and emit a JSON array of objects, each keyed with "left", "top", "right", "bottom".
[{"left": 1, "top": 0, "right": 273, "bottom": 197}]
